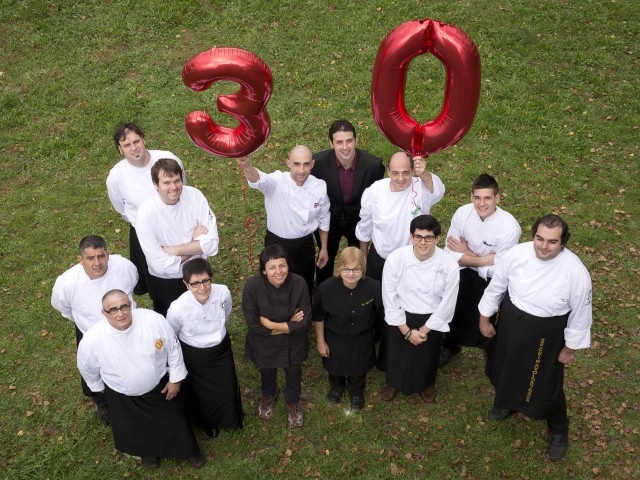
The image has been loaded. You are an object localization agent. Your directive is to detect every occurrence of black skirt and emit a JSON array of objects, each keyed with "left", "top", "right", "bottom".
[
  {"left": 180, "top": 335, "right": 244, "bottom": 431},
  {"left": 322, "top": 329, "right": 375, "bottom": 377},
  {"left": 104, "top": 375, "right": 198, "bottom": 458},
  {"left": 381, "top": 312, "right": 443, "bottom": 395},
  {"left": 486, "top": 294, "right": 569, "bottom": 419}
]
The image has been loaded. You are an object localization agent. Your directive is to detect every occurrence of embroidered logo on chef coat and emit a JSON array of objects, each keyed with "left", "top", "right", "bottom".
[{"left": 155, "top": 339, "right": 163, "bottom": 350}]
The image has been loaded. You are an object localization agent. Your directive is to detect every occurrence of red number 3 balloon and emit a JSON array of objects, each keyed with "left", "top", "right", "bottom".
[
  {"left": 182, "top": 47, "right": 273, "bottom": 158},
  {"left": 371, "top": 19, "right": 481, "bottom": 157}
]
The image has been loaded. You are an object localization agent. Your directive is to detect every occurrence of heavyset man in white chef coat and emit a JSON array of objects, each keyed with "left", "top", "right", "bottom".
[
  {"left": 478, "top": 214, "right": 592, "bottom": 462},
  {"left": 51, "top": 235, "right": 138, "bottom": 425},
  {"left": 77, "top": 289, "right": 206, "bottom": 470}
]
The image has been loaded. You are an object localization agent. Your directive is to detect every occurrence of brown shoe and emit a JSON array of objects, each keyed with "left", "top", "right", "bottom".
[
  {"left": 419, "top": 384, "right": 436, "bottom": 404},
  {"left": 380, "top": 385, "right": 398, "bottom": 402},
  {"left": 258, "top": 390, "right": 279, "bottom": 420},
  {"left": 286, "top": 403, "right": 304, "bottom": 428}
]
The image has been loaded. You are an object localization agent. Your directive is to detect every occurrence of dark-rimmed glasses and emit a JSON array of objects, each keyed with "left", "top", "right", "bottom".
[
  {"left": 188, "top": 278, "right": 212, "bottom": 288},
  {"left": 104, "top": 304, "right": 131, "bottom": 316}
]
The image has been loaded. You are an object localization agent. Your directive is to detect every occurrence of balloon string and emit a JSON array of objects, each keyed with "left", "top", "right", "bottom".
[
  {"left": 240, "top": 169, "right": 258, "bottom": 265},
  {"left": 410, "top": 153, "right": 429, "bottom": 215}
]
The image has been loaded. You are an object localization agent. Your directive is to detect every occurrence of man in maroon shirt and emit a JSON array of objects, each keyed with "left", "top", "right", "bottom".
[{"left": 312, "top": 120, "right": 385, "bottom": 285}]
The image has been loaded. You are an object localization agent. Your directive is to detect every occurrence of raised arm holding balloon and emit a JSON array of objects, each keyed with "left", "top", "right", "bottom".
[
  {"left": 238, "top": 146, "right": 330, "bottom": 298},
  {"left": 355, "top": 152, "right": 445, "bottom": 283}
]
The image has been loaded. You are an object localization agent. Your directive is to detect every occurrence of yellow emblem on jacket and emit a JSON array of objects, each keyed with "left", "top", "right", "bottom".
[{"left": 155, "top": 339, "right": 163, "bottom": 350}]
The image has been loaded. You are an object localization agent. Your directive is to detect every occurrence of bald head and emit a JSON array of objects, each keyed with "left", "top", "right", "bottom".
[
  {"left": 289, "top": 145, "right": 312, "bottom": 160},
  {"left": 287, "top": 145, "right": 315, "bottom": 186},
  {"left": 388, "top": 152, "right": 414, "bottom": 192},
  {"left": 388, "top": 152, "right": 413, "bottom": 170}
]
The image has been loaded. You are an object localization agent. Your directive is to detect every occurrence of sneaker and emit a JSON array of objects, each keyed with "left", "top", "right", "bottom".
[
  {"left": 142, "top": 456, "right": 160, "bottom": 470},
  {"left": 548, "top": 432, "right": 568, "bottom": 462},
  {"left": 326, "top": 389, "right": 343, "bottom": 404},
  {"left": 286, "top": 403, "right": 304, "bottom": 428},
  {"left": 95, "top": 403, "right": 110, "bottom": 426},
  {"left": 258, "top": 391, "right": 278, "bottom": 420},
  {"left": 439, "top": 345, "right": 461, "bottom": 367}
]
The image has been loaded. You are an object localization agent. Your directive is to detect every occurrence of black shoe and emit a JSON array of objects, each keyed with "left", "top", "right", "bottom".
[
  {"left": 488, "top": 407, "right": 513, "bottom": 420},
  {"left": 439, "top": 345, "right": 461, "bottom": 367},
  {"left": 142, "top": 456, "right": 160, "bottom": 470},
  {"left": 95, "top": 404, "right": 110, "bottom": 426},
  {"left": 548, "top": 432, "right": 568, "bottom": 462},
  {"left": 350, "top": 396, "right": 365, "bottom": 410},
  {"left": 188, "top": 451, "right": 207, "bottom": 469},
  {"left": 327, "top": 389, "right": 343, "bottom": 404},
  {"left": 205, "top": 426, "right": 219, "bottom": 439}
]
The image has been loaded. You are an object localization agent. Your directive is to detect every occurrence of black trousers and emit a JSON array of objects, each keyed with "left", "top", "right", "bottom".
[
  {"left": 365, "top": 243, "right": 386, "bottom": 282},
  {"left": 314, "top": 218, "right": 359, "bottom": 285},
  {"left": 147, "top": 275, "right": 187, "bottom": 318},
  {"left": 260, "top": 364, "right": 303, "bottom": 405},
  {"left": 265, "top": 230, "right": 314, "bottom": 299},
  {"left": 75, "top": 326, "right": 106, "bottom": 407},
  {"left": 365, "top": 244, "right": 386, "bottom": 341},
  {"left": 129, "top": 225, "right": 151, "bottom": 296},
  {"left": 329, "top": 373, "right": 366, "bottom": 397}
]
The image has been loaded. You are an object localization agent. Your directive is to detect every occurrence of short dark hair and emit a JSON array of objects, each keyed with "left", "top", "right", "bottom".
[
  {"left": 471, "top": 174, "right": 499, "bottom": 195},
  {"left": 410, "top": 214, "right": 441, "bottom": 237},
  {"left": 328, "top": 120, "right": 356, "bottom": 142},
  {"left": 151, "top": 158, "right": 182, "bottom": 185},
  {"left": 182, "top": 258, "right": 213, "bottom": 283},
  {"left": 113, "top": 123, "right": 144, "bottom": 149},
  {"left": 259, "top": 244, "right": 292, "bottom": 274},
  {"left": 531, "top": 214, "right": 571, "bottom": 245},
  {"left": 101, "top": 289, "right": 126, "bottom": 308},
  {"left": 79, "top": 235, "right": 107, "bottom": 255}
]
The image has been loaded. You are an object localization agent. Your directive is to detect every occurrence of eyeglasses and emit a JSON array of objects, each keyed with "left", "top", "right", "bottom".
[
  {"left": 104, "top": 304, "right": 131, "bottom": 316},
  {"left": 340, "top": 267, "right": 363, "bottom": 274},
  {"left": 188, "top": 278, "right": 212, "bottom": 288},
  {"left": 412, "top": 234, "right": 436, "bottom": 243}
]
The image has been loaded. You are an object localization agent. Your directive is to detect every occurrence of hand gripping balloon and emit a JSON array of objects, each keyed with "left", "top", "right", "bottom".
[
  {"left": 182, "top": 47, "right": 273, "bottom": 158},
  {"left": 371, "top": 19, "right": 481, "bottom": 157}
]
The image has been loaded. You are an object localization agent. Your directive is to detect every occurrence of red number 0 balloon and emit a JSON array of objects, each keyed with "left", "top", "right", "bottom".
[
  {"left": 371, "top": 19, "right": 481, "bottom": 157},
  {"left": 182, "top": 47, "right": 273, "bottom": 158}
]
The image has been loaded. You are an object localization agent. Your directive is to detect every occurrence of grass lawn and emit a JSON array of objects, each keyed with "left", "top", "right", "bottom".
[{"left": 1, "top": 0, "right": 638, "bottom": 478}]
